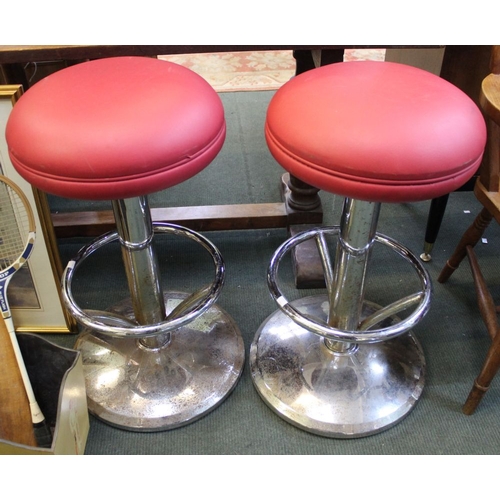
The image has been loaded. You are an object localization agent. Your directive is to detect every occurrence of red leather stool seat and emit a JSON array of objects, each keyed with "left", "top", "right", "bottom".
[
  {"left": 265, "top": 61, "right": 487, "bottom": 203},
  {"left": 6, "top": 56, "right": 225, "bottom": 200},
  {"left": 250, "top": 60, "right": 488, "bottom": 438},
  {"left": 5, "top": 56, "right": 245, "bottom": 432}
]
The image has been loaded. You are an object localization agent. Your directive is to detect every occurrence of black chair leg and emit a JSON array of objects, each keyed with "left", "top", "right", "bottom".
[{"left": 420, "top": 193, "right": 450, "bottom": 262}]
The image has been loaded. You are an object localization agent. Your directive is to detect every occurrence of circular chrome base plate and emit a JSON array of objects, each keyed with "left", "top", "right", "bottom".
[
  {"left": 75, "top": 292, "right": 245, "bottom": 431},
  {"left": 250, "top": 295, "right": 425, "bottom": 438}
]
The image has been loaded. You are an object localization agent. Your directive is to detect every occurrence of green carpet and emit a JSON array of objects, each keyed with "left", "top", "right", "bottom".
[{"left": 49, "top": 90, "right": 500, "bottom": 455}]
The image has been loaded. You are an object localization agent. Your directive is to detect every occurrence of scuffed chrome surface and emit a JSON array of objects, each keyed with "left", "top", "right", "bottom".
[
  {"left": 63, "top": 223, "right": 225, "bottom": 338},
  {"left": 252, "top": 208, "right": 429, "bottom": 438},
  {"left": 267, "top": 226, "right": 432, "bottom": 344},
  {"left": 111, "top": 197, "right": 167, "bottom": 333},
  {"left": 75, "top": 291, "right": 245, "bottom": 431},
  {"left": 250, "top": 296, "right": 425, "bottom": 438}
]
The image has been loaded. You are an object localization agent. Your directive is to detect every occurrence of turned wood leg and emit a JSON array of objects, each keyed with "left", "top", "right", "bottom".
[
  {"left": 463, "top": 330, "right": 500, "bottom": 414},
  {"left": 461, "top": 245, "right": 500, "bottom": 414},
  {"left": 284, "top": 49, "right": 345, "bottom": 289},
  {"left": 438, "top": 207, "right": 493, "bottom": 283},
  {"left": 467, "top": 246, "right": 499, "bottom": 339},
  {"left": 280, "top": 173, "right": 324, "bottom": 288},
  {"left": 281, "top": 173, "right": 321, "bottom": 214}
]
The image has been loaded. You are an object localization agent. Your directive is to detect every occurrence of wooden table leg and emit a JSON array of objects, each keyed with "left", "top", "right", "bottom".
[
  {"left": 280, "top": 173, "right": 325, "bottom": 288},
  {"left": 285, "top": 49, "right": 345, "bottom": 288}
]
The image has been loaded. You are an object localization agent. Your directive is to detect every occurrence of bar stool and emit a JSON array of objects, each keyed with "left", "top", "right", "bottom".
[
  {"left": 6, "top": 56, "right": 245, "bottom": 431},
  {"left": 250, "top": 61, "right": 487, "bottom": 438}
]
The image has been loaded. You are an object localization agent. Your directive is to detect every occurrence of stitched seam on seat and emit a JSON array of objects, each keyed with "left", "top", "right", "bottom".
[
  {"left": 265, "top": 125, "right": 482, "bottom": 187},
  {"left": 9, "top": 125, "right": 226, "bottom": 184}
]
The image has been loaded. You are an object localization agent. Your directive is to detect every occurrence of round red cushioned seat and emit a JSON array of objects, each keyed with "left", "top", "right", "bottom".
[
  {"left": 6, "top": 56, "right": 226, "bottom": 200},
  {"left": 265, "top": 61, "right": 487, "bottom": 203}
]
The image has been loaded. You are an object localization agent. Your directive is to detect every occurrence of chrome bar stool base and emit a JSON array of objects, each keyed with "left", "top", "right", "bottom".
[
  {"left": 250, "top": 295, "right": 425, "bottom": 438},
  {"left": 75, "top": 291, "right": 244, "bottom": 431},
  {"left": 64, "top": 220, "right": 245, "bottom": 432},
  {"left": 250, "top": 210, "right": 431, "bottom": 439},
  {"left": 248, "top": 60, "right": 485, "bottom": 438},
  {"left": 4, "top": 57, "right": 245, "bottom": 433}
]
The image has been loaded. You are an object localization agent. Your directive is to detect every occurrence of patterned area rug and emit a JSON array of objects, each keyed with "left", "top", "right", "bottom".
[{"left": 158, "top": 49, "right": 385, "bottom": 92}]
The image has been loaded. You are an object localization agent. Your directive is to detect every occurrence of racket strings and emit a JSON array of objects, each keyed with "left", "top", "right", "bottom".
[{"left": 0, "top": 182, "right": 30, "bottom": 271}]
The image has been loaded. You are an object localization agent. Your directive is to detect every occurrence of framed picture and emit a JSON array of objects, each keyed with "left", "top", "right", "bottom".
[{"left": 0, "top": 84, "right": 77, "bottom": 333}]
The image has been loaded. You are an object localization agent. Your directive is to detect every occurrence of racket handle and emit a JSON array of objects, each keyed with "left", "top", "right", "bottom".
[
  {"left": 2, "top": 316, "right": 52, "bottom": 448},
  {"left": 0, "top": 316, "right": 37, "bottom": 447}
]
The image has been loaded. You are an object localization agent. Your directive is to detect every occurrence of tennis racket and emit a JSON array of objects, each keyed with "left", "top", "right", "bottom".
[{"left": 0, "top": 175, "right": 52, "bottom": 448}]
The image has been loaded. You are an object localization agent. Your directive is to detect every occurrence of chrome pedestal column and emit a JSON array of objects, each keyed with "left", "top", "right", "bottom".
[
  {"left": 64, "top": 196, "right": 244, "bottom": 431},
  {"left": 250, "top": 198, "right": 431, "bottom": 438}
]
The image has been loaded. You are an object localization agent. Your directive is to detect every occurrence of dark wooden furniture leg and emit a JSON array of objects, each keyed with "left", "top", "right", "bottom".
[
  {"left": 281, "top": 173, "right": 324, "bottom": 288},
  {"left": 420, "top": 46, "right": 492, "bottom": 261},
  {"left": 438, "top": 46, "right": 500, "bottom": 414},
  {"left": 438, "top": 206, "right": 500, "bottom": 415},
  {"left": 420, "top": 194, "right": 450, "bottom": 261},
  {"left": 287, "top": 49, "right": 344, "bottom": 288},
  {"left": 462, "top": 245, "right": 500, "bottom": 414},
  {"left": 421, "top": 176, "right": 480, "bottom": 262},
  {"left": 438, "top": 207, "right": 493, "bottom": 283}
]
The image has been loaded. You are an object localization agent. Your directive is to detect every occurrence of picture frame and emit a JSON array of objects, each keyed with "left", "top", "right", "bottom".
[{"left": 0, "top": 84, "right": 77, "bottom": 333}]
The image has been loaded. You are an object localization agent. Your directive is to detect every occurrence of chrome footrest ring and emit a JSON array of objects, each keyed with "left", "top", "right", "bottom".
[
  {"left": 268, "top": 226, "right": 432, "bottom": 344},
  {"left": 62, "top": 222, "right": 225, "bottom": 338}
]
